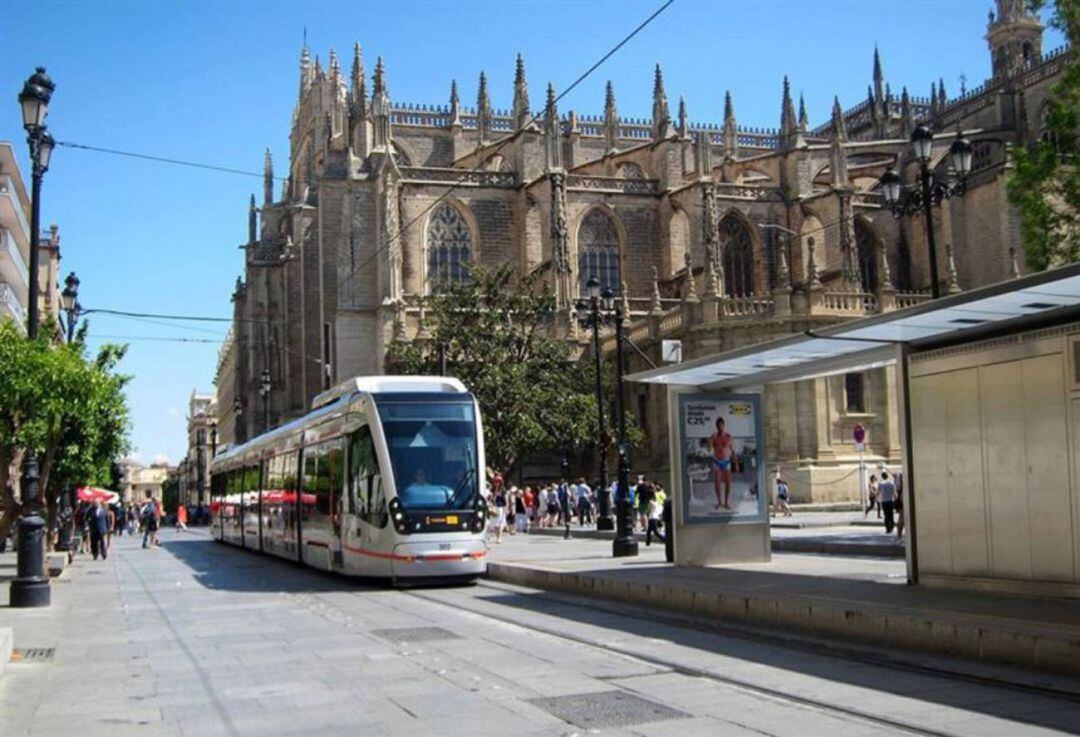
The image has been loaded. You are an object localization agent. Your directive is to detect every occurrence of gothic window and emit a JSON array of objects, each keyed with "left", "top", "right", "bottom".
[
  {"left": 578, "top": 209, "right": 621, "bottom": 295},
  {"left": 617, "top": 162, "right": 646, "bottom": 179},
  {"left": 720, "top": 214, "right": 754, "bottom": 297},
  {"left": 855, "top": 219, "right": 879, "bottom": 292},
  {"left": 427, "top": 202, "right": 473, "bottom": 292}
]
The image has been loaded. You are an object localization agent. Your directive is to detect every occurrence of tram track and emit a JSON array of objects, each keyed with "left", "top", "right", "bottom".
[{"left": 392, "top": 582, "right": 1080, "bottom": 737}]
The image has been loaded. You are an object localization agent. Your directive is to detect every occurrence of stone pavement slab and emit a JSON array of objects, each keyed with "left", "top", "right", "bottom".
[{"left": 486, "top": 534, "right": 1080, "bottom": 677}]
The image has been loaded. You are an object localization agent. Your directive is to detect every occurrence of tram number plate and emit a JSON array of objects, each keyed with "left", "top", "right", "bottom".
[
  {"left": 424, "top": 515, "right": 458, "bottom": 525},
  {"left": 438, "top": 543, "right": 451, "bottom": 551}
]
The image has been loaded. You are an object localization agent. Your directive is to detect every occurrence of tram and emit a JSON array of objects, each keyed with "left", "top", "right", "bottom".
[{"left": 209, "top": 376, "right": 488, "bottom": 583}]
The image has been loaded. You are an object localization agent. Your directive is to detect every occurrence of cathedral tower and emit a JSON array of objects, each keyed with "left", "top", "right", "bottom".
[{"left": 986, "top": 0, "right": 1044, "bottom": 78}]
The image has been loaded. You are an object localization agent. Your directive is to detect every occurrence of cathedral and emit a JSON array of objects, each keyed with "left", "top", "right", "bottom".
[{"left": 214, "top": 1, "right": 1069, "bottom": 499}]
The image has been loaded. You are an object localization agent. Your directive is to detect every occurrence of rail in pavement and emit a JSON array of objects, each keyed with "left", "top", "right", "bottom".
[{"left": 485, "top": 535, "right": 1080, "bottom": 677}]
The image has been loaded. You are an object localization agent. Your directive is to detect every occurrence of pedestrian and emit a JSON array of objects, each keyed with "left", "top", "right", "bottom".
[
  {"left": 878, "top": 470, "right": 897, "bottom": 534},
  {"left": 506, "top": 486, "right": 518, "bottom": 536},
  {"left": 522, "top": 486, "right": 535, "bottom": 532},
  {"left": 86, "top": 499, "right": 110, "bottom": 560},
  {"left": 176, "top": 504, "right": 188, "bottom": 532},
  {"left": 140, "top": 492, "right": 159, "bottom": 549},
  {"left": 115, "top": 504, "right": 126, "bottom": 536},
  {"left": 865, "top": 474, "right": 881, "bottom": 518},
  {"left": 635, "top": 475, "right": 650, "bottom": 532},
  {"left": 106, "top": 503, "right": 116, "bottom": 549},
  {"left": 490, "top": 476, "right": 507, "bottom": 543},
  {"left": 774, "top": 474, "right": 792, "bottom": 517},
  {"left": 894, "top": 471, "right": 905, "bottom": 538},
  {"left": 513, "top": 487, "right": 528, "bottom": 534},
  {"left": 575, "top": 478, "right": 592, "bottom": 526},
  {"left": 645, "top": 491, "right": 666, "bottom": 546}
]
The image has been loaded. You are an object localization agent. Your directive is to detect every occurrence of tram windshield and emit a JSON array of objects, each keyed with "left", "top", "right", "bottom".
[{"left": 375, "top": 398, "right": 480, "bottom": 511}]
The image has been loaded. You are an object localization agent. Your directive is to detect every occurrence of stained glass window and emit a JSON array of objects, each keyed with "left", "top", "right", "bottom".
[
  {"left": 855, "top": 219, "right": 879, "bottom": 292},
  {"left": 721, "top": 214, "right": 754, "bottom": 297},
  {"left": 427, "top": 203, "right": 472, "bottom": 292},
  {"left": 578, "top": 209, "right": 620, "bottom": 295}
]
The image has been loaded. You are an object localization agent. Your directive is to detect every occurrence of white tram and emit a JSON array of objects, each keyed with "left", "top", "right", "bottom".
[{"left": 209, "top": 376, "right": 488, "bottom": 583}]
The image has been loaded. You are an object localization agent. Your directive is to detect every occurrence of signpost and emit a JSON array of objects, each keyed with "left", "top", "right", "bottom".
[{"left": 853, "top": 423, "right": 866, "bottom": 512}]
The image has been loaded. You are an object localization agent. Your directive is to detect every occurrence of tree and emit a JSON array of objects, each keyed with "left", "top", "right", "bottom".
[
  {"left": 387, "top": 264, "right": 638, "bottom": 478},
  {"left": 0, "top": 318, "right": 132, "bottom": 546},
  {"left": 1007, "top": 0, "right": 1080, "bottom": 269}
]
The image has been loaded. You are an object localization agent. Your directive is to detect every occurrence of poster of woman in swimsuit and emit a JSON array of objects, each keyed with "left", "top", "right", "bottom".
[{"left": 678, "top": 394, "right": 766, "bottom": 524}]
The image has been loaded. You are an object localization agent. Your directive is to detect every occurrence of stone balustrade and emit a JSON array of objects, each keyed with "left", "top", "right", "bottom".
[
  {"left": 565, "top": 174, "right": 659, "bottom": 195},
  {"left": 399, "top": 166, "right": 517, "bottom": 188}
]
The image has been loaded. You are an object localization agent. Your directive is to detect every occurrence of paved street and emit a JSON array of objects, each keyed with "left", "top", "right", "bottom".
[{"left": 2, "top": 531, "right": 1080, "bottom": 737}]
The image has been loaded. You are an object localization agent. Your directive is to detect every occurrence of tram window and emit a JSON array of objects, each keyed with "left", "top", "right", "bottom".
[
  {"left": 349, "top": 427, "right": 386, "bottom": 527},
  {"left": 302, "top": 441, "right": 333, "bottom": 523},
  {"left": 326, "top": 438, "right": 345, "bottom": 536}
]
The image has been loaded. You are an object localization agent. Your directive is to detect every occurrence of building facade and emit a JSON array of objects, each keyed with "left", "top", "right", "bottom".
[
  {"left": 218, "top": 2, "right": 1068, "bottom": 499},
  {"left": 175, "top": 390, "right": 217, "bottom": 508}
]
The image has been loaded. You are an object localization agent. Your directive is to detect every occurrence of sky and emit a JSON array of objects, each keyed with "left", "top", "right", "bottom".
[{"left": 0, "top": 0, "right": 1066, "bottom": 466}]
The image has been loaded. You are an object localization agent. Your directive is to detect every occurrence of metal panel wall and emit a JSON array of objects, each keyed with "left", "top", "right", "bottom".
[
  {"left": 911, "top": 372, "right": 952, "bottom": 574},
  {"left": 945, "top": 369, "right": 989, "bottom": 576}
]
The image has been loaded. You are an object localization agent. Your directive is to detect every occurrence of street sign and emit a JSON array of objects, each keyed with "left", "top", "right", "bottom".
[
  {"left": 853, "top": 423, "right": 866, "bottom": 453},
  {"left": 661, "top": 340, "right": 683, "bottom": 363}
]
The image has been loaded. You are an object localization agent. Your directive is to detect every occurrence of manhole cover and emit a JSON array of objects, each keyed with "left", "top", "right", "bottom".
[
  {"left": 11, "top": 648, "right": 55, "bottom": 663},
  {"left": 529, "top": 690, "right": 688, "bottom": 729},
  {"left": 371, "top": 626, "right": 461, "bottom": 643}
]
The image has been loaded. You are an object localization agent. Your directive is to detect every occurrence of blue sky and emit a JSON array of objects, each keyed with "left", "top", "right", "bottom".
[{"left": 1, "top": 0, "right": 1065, "bottom": 465}]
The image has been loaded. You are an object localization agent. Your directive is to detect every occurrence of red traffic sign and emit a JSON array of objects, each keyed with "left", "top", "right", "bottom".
[{"left": 853, "top": 423, "right": 866, "bottom": 444}]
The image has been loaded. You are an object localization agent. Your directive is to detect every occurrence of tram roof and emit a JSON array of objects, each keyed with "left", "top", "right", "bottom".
[{"left": 625, "top": 262, "right": 1080, "bottom": 391}]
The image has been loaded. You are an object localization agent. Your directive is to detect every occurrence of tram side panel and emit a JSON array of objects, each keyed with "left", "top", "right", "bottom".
[
  {"left": 262, "top": 451, "right": 300, "bottom": 562},
  {"left": 298, "top": 437, "right": 344, "bottom": 572},
  {"left": 242, "top": 463, "right": 261, "bottom": 552}
]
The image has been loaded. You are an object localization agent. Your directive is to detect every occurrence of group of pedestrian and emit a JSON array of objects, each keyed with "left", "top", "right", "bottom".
[
  {"left": 865, "top": 468, "right": 904, "bottom": 537},
  {"left": 72, "top": 491, "right": 163, "bottom": 560},
  {"left": 484, "top": 472, "right": 669, "bottom": 546}
]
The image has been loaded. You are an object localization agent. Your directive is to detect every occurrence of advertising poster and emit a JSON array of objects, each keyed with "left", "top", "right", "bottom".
[{"left": 678, "top": 393, "right": 765, "bottom": 524}]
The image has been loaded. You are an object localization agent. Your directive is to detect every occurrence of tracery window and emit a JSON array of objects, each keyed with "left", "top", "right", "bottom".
[
  {"left": 427, "top": 202, "right": 472, "bottom": 292},
  {"left": 855, "top": 219, "right": 879, "bottom": 292},
  {"left": 578, "top": 209, "right": 621, "bottom": 295},
  {"left": 720, "top": 214, "right": 754, "bottom": 297},
  {"left": 617, "top": 162, "right": 646, "bottom": 179}
]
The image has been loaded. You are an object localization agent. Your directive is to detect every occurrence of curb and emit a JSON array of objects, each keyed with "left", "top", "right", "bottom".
[
  {"left": 486, "top": 562, "right": 1080, "bottom": 677},
  {"left": 0, "top": 628, "right": 10, "bottom": 679}
]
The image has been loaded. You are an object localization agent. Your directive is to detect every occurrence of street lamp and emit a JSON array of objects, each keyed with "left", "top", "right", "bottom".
[
  {"left": 209, "top": 419, "right": 218, "bottom": 459},
  {"left": 879, "top": 126, "right": 973, "bottom": 299},
  {"left": 10, "top": 67, "right": 56, "bottom": 609},
  {"left": 60, "top": 271, "right": 81, "bottom": 343},
  {"left": 196, "top": 429, "right": 206, "bottom": 506},
  {"left": 259, "top": 368, "right": 271, "bottom": 433},
  {"left": 575, "top": 275, "right": 613, "bottom": 531},
  {"left": 609, "top": 286, "right": 638, "bottom": 558}
]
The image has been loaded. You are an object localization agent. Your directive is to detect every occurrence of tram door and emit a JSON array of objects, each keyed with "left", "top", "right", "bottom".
[{"left": 346, "top": 425, "right": 392, "bottom": 575}]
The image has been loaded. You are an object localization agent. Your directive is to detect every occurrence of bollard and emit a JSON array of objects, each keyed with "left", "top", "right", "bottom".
[{"left": 662, "top": 498, "right": 674, "bottom": 563}]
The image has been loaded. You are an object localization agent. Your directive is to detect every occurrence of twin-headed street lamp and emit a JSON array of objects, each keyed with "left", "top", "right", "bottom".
[
  {"left": 577, "top": 277, "right": 637, "bottom": 557},
  {"left": 879, "top": 125, "right": 973, "bottom": 299},
  {"left": 60, "top": 271, "right": 81, "bottom": 343},
  {"left": 259, "top": 368, "right": 271, "bottom": 433},
  {"left": 11, "top": 67, "right": 57, "bottom": 608}
]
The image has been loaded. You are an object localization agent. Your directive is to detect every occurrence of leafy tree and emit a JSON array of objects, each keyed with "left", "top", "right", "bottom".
[
  {"left": 1007, "top": 0, "right": 1080, "bottom": 269},
  {"left": 388, "top": 264, "right": 639, "bottom": 479},
  {"left": 0, "top": 318, "right": 132, "bottom": 546}
]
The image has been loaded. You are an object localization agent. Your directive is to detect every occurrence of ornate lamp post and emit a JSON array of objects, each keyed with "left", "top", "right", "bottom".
[
  {"left": 10, "top": 67, "right": 56, "bottom": 608},
  {"left": 576, "top": 275, "right": 613, "bottom": 531},
  {"left": 209, "top": 419, "right": 218, "bottom": 459},
  {"left": 196, "top": 428, "right": 206, "bottom": 506},
  {"left": 879, "top": 126, "right": 973, "bottom": 299},
  {"left": 608, "top": 286, "right": 639, "bottom": 558},
  {"left": 259, "top": 368, "right": 271, "bottom": 433},
  {"left": 54, "top": 272, "right": 81, "bottom": 554},
  {"left": 59, "top": 271, "right": 81, "bottom": 343}
]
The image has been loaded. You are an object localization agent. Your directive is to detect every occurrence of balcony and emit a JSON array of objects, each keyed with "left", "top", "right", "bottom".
[
  {"left": 0, "top": 282, "right": 27, "bottom": 329},
  {"left": 0, "top": 228, "right": 29, "bottom": 293},
  {"left": 0, "top": 175, "right": 31, "bottom": 243}
]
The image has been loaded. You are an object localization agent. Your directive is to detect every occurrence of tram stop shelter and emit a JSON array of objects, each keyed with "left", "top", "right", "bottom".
[{"left": 627, "top": 262, "right": 1080, "bottom": 600}]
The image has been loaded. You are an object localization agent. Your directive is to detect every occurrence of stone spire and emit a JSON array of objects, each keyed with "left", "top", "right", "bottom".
[
  {"left": 806, "top": 234, "right": 822, "bottom": 290},
  {"left": 832, "top": 96, "right": 848, "bottom": 142},
  {"left": 544, "top": 83, "right": 562, "bottom": 171},
  {"left": 248, "top": 194, "right": 257, "bottom": 243},
  {"left": 945, "top": 242, "right": 962, "bottom": 294},
  {"left": 313, "top": 54, "right": 324, "bottom": 82},
  {"left": 873, "top": 46, "right": 885, "bottom": 107},
  {"left": 299, "top": 43, "right": 313, "bottom": 99},
  {"left": 651, "top": 63, "right": 671, "bottom": 140},
  {"left": 704, "top": 253, "right": 719, "bottom": 299},
  {"left": 328, "top": 48, "right": 341, "bottom": 83},
  {"left": 372, "top": 57, "right": 393, "bottom": 149},
  {"left": 937, "top": 79, "right": 947, "bottom": 109},
  {"left": 649, "top": 266, "right": 664, "bottom": 315},
  {"left": 682, "top": 252, "right": 699, "bottom": 303},
  {"left": 350, "top": 42, "right": 367, "bottom": 119},
  {"left": 512, "top": 53, "right": 532, "bottom": 131},
  {"left": 677, "top": 96, "right": 688, "bottom": 138},
  {"left": 477, "top": 71, "right": 492, "bottom": 145},
  {"left": 722, "top": 90, "right": 738, "bottom": 158},
  {"left": 779, "top": 76, "right": 799, "bottom": 149},
  {"left": 899, "top": 86, "right": 913, "bottom": 139},
  {"left": 263, "top": 148, "right": 274, "bottom": 206},
  {"left": 448, "top": 79, "right": 461, "bottom": 128},
  {"left": 798, "top": 94, "right": 808, "bottom": 131},
  {"left": 603, "top": 81, "right": 619, "bottom": 154},
  {"left": 694, "top": 130, "right": 712, "bottom": 178}
]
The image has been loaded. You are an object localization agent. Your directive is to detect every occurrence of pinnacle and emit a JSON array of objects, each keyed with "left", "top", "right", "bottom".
[
  {"left": 515, "top": 53, "right": 526, "bottom": 86},
  {"left": 724, "top": 90, "right": 734, "bottom": 121},
  {"left": 873, "top": 45, "right": 883, "bottom": 81},
  {"left": 653, "top": 63, "right": 666, "bottom": 97}
]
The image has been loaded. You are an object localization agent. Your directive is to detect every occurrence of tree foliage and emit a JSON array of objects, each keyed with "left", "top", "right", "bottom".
[
  {"left": 387, "top": 265, "right": 638, "bottom": 477},
  {"left": 1008, "top": 0, "right": 1080, "bottom": 269},
  {"left": 0, "top": 318, "right": 132, "bottom": 543}
]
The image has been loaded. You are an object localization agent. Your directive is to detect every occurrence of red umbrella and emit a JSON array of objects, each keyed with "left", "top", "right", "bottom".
[{"left": 76, "top": 486, "right": 120, "bottom": 504}]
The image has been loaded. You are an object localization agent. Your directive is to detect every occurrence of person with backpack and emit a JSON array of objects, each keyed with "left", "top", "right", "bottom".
[{"left": 140, "top": 492, "right": 160, "bottom": 549}]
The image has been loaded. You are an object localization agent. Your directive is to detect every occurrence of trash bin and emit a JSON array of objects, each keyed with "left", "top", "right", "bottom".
[{"left": 662, "top": 498, "right": 674, "bottom": 563}]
